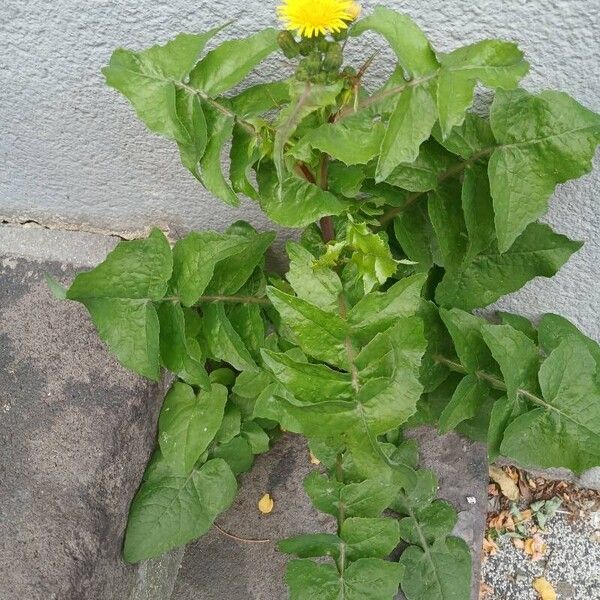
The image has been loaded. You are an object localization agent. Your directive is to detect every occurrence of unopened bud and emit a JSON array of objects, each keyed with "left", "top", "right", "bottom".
[
  {"left": 277, "top": 30, "right": 299, "bottom": 59},
  {"left": 323, "top": 43, "right": 343, "bottom": 72}
]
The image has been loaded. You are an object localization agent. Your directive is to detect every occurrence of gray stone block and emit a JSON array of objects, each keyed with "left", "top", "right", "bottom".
[
  {"left": 0, "top": 226, "right": 172, "bottom": 599},
  {"left": 172, "top": 430, "right": 488, "bottom": 600}
]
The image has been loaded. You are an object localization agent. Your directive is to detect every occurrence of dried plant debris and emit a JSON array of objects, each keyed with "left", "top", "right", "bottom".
[{"left": 481, "top": 465, "right": 600, "bottom": 599}]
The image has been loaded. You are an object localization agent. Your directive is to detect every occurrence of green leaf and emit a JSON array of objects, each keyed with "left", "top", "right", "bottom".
[
  {"left": 201, "top": 303, "right": 257, "bottom": 371},
  {"left": 66, "top": 229, "right": 172, "bottom": 379},
  {"left": 437, "top": 40, "right": 528, "bottom": 138},
  {"left": 487, "top": 395, "right": 527, "bottom": 462},
  {"left": 286, "top": 558, "right": 403, "bottom": 600},
  {"left": 352, "top": 7, "right": 439, "bottom": 77},
  {"left": 171, "top": 228, "right": 274, "bottom": 306},
  {"left": 462, "top": 163, "right": 495, "bottom": 261},
  {"left": 341, "top": 517, "right": 401, "bottom": 560},
  {"left": 123, "top": 457, "right": 236, "bottom": 563},
  {"left": 257, "top": 163, "right": 348, "bottom": 228},
  {"left": 228, "top": 81, "right": 290, "bottom": 117},
  {"left": 501, "top": 339, "right": 600, "bottom": 473},
  {"left": 393, "top": 203, "right": 435, "bottom": 270},
  {"left": 294, "top": 111, "right": 385, "bottom": 166},
  {"left": 198, "top": 104, "right": 239, "bottom": 205},
  {"left": 385, "top": 140, "right": 459, "bottom": 193},
  {"left": 436, "top": 223, "right": 582, "bottom": 310},
  {"left": 278, "top": 533, "right": 342, "bottom": 558},
  {"left": 538, "top": 313, "right": 600, "bottom": 367},
  {"left": 103, "top": 30, "right": 221, "bottom": 143},
  {"left": 428, "top": 179, "right": 468, "bottom": 271},
  {"left": 286, "top": 242, "right": 342, "bottom": 312},
  {"left": 158, "top": 382, "right": 227, "bottom": 473},
  {"left": 215, "top": 404, "right": 241, "bottom": 444},
  {"left": 489, "top": 89, "right": 600, "bottom": 251},
  {"left": 480, "top": 323, "right": 540, "bottom": 401},
  {"left": 156, "top": 302, "right": 209, "bottom": 386},
  {"left": 45, "top": 274, "right": 67, "bottom": 299},
  {"left": 189, "top": 29, "right": 278, "bottom": 97},
  {"left": 497, "top": 312, "right": 538, "bottom": 343},
  {"left": 347, "top": 219, "right": 397, "bottom": 292},
  {"left": 211, "top": 435, "right": 255, "bottom": 474},
  {"left": 175, "top": 89, "right": 208, "bottom": 178},
  {"left": 399, "top": 536, "right": 472, "bottom": 600},
  {"left": 376, "top": 81, "right": 438, "bottom": 181},
  {"left": 438, "top": 308, "right": 494, "bottom": 373},
  {"left": 347, "top": 273, "right": 426, "bottom": 345},
  {"left": 438, "top": 374, "right": 489, "bottom": 433},
  {"left": 398, "top": 500, "right": 457, "bottom": 546},
  {"left": 266, "top": 286, "right": 349, "bottom": 369},
  {"left": 273, "top": 80, "right": 343, "bottom": 182},
  {"left": 392, "top": 468, "right": 438, "bottom": 515},
  {"left": 240, "top": 420, "right": 270, "bottom": 454},
  {"left": 434, "top": 113, "right": 495, "bottom": 160}
]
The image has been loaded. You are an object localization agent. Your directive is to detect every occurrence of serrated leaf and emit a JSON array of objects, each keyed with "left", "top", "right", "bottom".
[
  {"left": 286, "top": 558, "right": 403, "bottom": 600},
  {"left": 278, "top": 533, "right": 342, "bottom": 559},
  {"left": 103, "top": 30, "right": 221, "bottom": 143},
  {"left": 123, "top": 457, "right": 236, "bottom": 563},
  {"left": 462, "top": 162, "right": 495, "bottom": 261},
  {"left": 341, "top": 517, "right": 401, "bottom": 560},
  {"left": 438, "top": 308, "right": 495, "bottom": 373},
  {"left": 175, "top": 89, "right": 208, "bottom": 178},
  {"left": 376, "top": 82, "right": 438, "bottom": 181},
  {"left": 286, "top": 242, "right": 342, "bottom": 312},
  {"left": 189, "top": 29, "right": 278, "bottom": 97},
  {"left": 156, "top": 302, "right": 209, "bottom": 386},
  {"left": 198, "top": 103, "right": 239, "bottom": 205},
  {"left": 347, "top": 273, "right": 426, "bottom": 345},
  {"left": 437, "top": 40, "right": 528, "bottom": 138},
  {"left": 501, "top": 339, "right": 600, "bottom": 473},
  {"left": 399, "top": 536, "right": 472, "bottom": 600},
  {"left": 438, "top": 374, "right": 489, "bottom": 433},
  {"left": 481, "top": 323, "right": 540, "bottom": 401},
  {"left": 385, "top": 140, "right": 459, "bottom": 193},
  {"left": 66, "top": 229, "right": 172, "bottom": 379},
  {"left": 171, "top": 228, "right": 274, "bottom": 306},
  {"left": 257, "top": 163, "right": 348, "bottom": 228},
  {"left": 489, "top": 89, "right": 600, "bottom": 251},
  {"left": 428, "top": 178, "right": 468, "bottom": 271},
  {"left": 294, "top": 110, "right": 385, "bottom": 166},
  {"left": 435, "top": 223, "right": 582, "bottom": 310},
  {"left": 158, "top": 381, "right": 227, "bottom": 473},
  {"left": 228, "top": 81, "right": 291, "bottom": 117},
  {"left": 201, "top": 303, "right": 257, "bottom": 371},
  {"left": 266, "top": 286, "right": 349, "bottom": 368},
  {"left": 352, "top": 7, "right": 439, "bottom": 78},
  {"left": 538, "top": 313, "right": 600, "bottom": 367},
  {"left": 398, "top": 500, "right": 457, "bottom": 546}
]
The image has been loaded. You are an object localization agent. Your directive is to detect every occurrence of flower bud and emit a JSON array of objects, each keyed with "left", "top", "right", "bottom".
[
  {"left": 277, "top": 30, "right": 299, "bottom": 59},
  {"left": 298, "top": 37, "right": 314, "bottom": 56},
  {"left": 302, "top": 52, "right": 322, "bottom": 75},
  {"left": 322, "top": 43, "right": 343, "bottom": 72}
]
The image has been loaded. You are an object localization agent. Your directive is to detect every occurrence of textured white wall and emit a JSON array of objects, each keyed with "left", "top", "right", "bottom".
[{"left": 1, "top": 0, "right": 598, "bottom": 337}]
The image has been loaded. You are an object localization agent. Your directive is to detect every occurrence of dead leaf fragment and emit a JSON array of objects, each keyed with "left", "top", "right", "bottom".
[
  {"left": 523, "top": 535, "right": 547, "bottom": 561},
  {"left": 482, "top": 536, "right": 499, "bottom": 555},
  {"left": 309, "top": 452, "right": 321, "bottom": 465},
  {"left": 258, "top": 493, "right": 274, "bottom": 514},
  {"left": 533, "top": 577, "right": 557, "bottom": 600},
  {"left": 489, "top": 465, "right": 520, "bottom": 501}
]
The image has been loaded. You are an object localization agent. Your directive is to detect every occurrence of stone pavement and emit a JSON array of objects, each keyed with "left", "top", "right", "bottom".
[{"left": 0, "top": 225, "right": 488, "bottom": 600}]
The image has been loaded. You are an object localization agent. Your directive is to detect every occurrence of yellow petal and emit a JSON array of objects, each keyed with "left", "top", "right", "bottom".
[
  {"left": 258, "top": 493, "right": 274, "bottom": 514},
  {"left": 533, "top": 577, "right": 557, "bottom": 600}
]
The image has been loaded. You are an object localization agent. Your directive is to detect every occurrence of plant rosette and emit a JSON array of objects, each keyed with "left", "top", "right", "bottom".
[{"left": 50, "top": 1, "right": 600, "bottom": 599}]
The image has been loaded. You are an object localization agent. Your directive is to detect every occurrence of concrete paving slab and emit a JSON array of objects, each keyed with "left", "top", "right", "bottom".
[
  {"left": 0, "top": 225, "right": 172, "bottom": 599},
  {"left": 172, "top": 429, "right": 488, "bottom": 600}
]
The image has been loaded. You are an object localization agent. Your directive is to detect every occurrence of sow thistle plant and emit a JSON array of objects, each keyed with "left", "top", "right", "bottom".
[{"left": 50, "top": 1, "right": 600, "bottom": 598}]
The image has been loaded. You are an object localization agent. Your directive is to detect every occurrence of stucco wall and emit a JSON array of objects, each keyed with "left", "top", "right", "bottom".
[{"left": 1, "top": 0, "right": 599, "bottom": 337}]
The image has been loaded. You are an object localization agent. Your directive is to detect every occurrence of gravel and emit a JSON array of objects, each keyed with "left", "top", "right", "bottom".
[{"left": 481, "top": 512, "right": 600, "bottom": 599}]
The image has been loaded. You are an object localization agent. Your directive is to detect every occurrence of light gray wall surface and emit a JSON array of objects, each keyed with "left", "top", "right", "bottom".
[{"left": 1, "top": 0, "right": 599, "bottom": 337}]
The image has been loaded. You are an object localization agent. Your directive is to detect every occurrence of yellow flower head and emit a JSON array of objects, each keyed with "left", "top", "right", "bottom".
[{"left": 277, "top": 0, "right": 361, "bottom": 38}]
